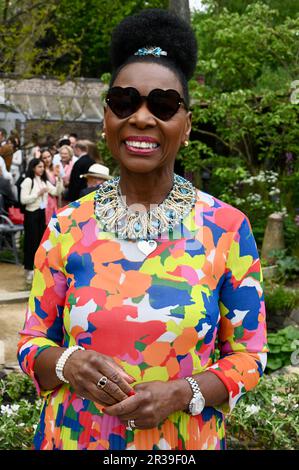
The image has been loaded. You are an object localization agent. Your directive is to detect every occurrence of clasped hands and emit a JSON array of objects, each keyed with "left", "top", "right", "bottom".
[{"left": 63, "top": 349, "right": 188, "bottom": 429}]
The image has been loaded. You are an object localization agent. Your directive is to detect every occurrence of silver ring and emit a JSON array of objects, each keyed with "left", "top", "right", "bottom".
[
  {"left": 96, "top": 376, "right": 108, "bottom": 389},
  {"left": 126, "top": 419, "right": 136, "bottom": 431}
]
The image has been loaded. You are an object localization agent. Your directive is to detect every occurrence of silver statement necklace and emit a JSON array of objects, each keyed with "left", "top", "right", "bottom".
[{"left": 94, "top": 174, "right": 196, "bottom": 248}]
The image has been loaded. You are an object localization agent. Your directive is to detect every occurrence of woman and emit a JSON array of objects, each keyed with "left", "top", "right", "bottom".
[
  {"left": 10, "top": 136, "right": 23, "bottom": 185},
  {"left": 59, "top": 144, "right": 76, "bottom": 188},
  {"left": 40, "top": 148, "right": 60, "bottom": 224},
  {"left": 55, "top": 144, "right": 76, "bottom": 207},
  {"left": 20, "top": 158, "right": 63, "bottom": 283},
  {"left": 17, "top": 9, "right": 268, "bottom": 450}
]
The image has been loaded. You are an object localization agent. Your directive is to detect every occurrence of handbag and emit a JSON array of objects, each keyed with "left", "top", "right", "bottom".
[{"left": 8, "top": 206, "right": 24, "bottom": 225}]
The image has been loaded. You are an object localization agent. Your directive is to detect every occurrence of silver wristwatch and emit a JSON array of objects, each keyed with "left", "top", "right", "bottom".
[{"left": 185, "top": 376, "right": 205, "bottom": 415}]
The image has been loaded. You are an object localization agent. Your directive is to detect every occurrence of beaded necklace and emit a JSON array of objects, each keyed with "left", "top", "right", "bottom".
[{"left": 94, "top": 173, "right": 196, "bottom": 240}]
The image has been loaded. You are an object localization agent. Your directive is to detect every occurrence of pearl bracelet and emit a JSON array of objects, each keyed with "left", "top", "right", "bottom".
[{"left": 55, "top": 345, "right": 84, "bottom": 383}]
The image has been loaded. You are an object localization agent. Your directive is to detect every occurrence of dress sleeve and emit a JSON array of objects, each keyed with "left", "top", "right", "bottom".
[
  {"left": 17, "top": 214, "right": 67, "bottom": 395},
  {"left": 206, "top": 216, "right": 269, "bottom": 414}
]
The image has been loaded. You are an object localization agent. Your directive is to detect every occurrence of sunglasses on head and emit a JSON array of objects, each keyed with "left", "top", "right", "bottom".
[{"left": 105, "top": 86, "right": 187, "bottom": 121}]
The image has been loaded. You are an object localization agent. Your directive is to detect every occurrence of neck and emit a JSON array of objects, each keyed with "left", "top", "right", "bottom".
[{"left": 119, "top": 167, "right": 175, "bottom": 211}]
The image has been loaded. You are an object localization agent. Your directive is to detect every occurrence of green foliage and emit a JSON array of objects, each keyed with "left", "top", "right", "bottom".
[
  {"left": 0, "top": 0, "right": 168, "bottom": 78},
  {"left": 269, "top": 250, "right": 299, "bottom": 282},
  {"left": 0, "top": 372, "right": 36, "bottom": 403},
  {"left": 55, "top": 0, "right": 168, "bottom": 78},
  {"left": 98, "top": 138, "right": 119, "bottom": 177},
  {"left": 0, "top": 373, "right": 40, "bottom": 450},
  {"left": 0, "top": 0, "right": 81, "bottom": 78},
  {"left": 265, "top": 284, "right": 299, "bottom": 315},
  {"left": 203, "top": 1, "right": 299, "bottom": 22},
  {"left": 264, "top": 326, "right": 299, "bottom": 372},
  {"left": 183, "top": 4, "right": 299, "bottom": 249},
  {"left": 226, "top": 372, "right": 299, "bottom": 449}
]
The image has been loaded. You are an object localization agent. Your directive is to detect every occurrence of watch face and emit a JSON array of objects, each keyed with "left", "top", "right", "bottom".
[{"left": 190, "top": 395, "right": 205, "bottom": 415}]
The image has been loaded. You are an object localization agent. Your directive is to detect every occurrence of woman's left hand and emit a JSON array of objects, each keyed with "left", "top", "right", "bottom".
[{"left": 103, "top": 380, "right": 191, "bottom": 430}]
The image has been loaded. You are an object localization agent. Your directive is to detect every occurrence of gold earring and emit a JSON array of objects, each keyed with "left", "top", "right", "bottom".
[
  {"left": 101, "top": 131, "right": 106, "bottom": 139},
  {"left": 184, "top": 140, "right": 189, "bottom": 147}
]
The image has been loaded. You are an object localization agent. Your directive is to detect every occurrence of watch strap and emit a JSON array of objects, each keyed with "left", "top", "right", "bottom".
[{"left": 185, "top": 376, "right": 205, "bottom": 413}]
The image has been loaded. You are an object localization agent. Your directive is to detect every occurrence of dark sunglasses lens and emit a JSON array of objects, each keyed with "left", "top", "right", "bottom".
[
  {"left": 149, "top": 89, "right": 181, "bottom": 120},
  {"left": 106, "top": 87, "right": 140, "bottom": 118}
]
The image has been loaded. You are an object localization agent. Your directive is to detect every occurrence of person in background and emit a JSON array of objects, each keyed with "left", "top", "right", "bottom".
[
  {"left": 79, "top": 163, "right": 111, "bottom": 197},
  {"left": 69, "top": 133, "right": 78, "bottom": 150},
  {"left": 9, "top": 134, "right": 23, "bottom": 185},
  {"left": 57, "top": 145, "right": 77, "bottom": 207},
  {"left": 0, "top": 128, "right": 7, "bottom": 146},
  {"left": 0, "top": 136, "right": 14, "bottom": 171},
  {"left": 66, "top": 140, "right": 95, "bottom": 201},
  {"left": 25, "top": 133, "right": 41, "bottom": 164},
  {"left": 40, "top": 148, "right": 61, "bottom": 224},
  {"left": 47, "top": 139, "right": 58, "bottom": 160},
  {"left": 58, "top": 145, "right": 76, "bottom": 187},
  {"left": 0, "top": 166, "right": 17, "bottom": 211},
  {"left": 20, "top": 158, "right": 63, "bottom": 284},
  {"left": 52, "top": 136, "right": 72, "bottom": 167},
  {"left": 58, "top": 135, "right": 71, "bottom": 147},
  {"left": 0, "top": 155, "right": 13, "bottom": 182}
]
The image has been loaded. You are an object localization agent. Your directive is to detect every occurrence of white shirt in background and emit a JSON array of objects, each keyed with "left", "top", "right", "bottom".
[{"left": 0, "top": 156, "right": 13, "bottom": 182}]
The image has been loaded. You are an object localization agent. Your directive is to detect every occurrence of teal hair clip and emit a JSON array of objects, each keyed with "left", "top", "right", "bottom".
[{"left": 134, "top": 47, "right": 167, "bottom": 57}]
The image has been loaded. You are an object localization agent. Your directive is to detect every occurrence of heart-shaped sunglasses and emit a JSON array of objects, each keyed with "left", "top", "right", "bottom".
[{"left": 105, "top": 86, "right": 187, "bottom": 121}]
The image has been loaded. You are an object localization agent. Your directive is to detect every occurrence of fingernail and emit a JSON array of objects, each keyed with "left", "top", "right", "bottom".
[
  {"left": 102, "top": 408, "right": 106, "bottom": 413},
  {"left": 128, "top": 390, "right": 136, "bottom": 396}
]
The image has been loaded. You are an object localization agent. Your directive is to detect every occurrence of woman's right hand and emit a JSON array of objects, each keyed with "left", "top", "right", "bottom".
[
  {"left": 38, "top": 187, "right": 48, "bottom": 196},
  {"left": 63, "top": 349, "right": 135, "bottom": 406}
]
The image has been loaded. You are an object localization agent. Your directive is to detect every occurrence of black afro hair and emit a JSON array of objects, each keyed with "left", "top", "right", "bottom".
[{"left": 110, "top": 9, "right": 198, "bottom": 81}]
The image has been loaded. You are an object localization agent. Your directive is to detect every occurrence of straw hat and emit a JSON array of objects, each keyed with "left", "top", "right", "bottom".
[{"left": 80, "top": 163, "right": 110, "bottom": 180}]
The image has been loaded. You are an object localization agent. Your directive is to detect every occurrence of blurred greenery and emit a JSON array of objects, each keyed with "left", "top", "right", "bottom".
[
  {"left": 0, "top": 0, "right": 168, "bottom": 78},
  {"left": 178, "top": 2, "right": 299, "bottom": 251},
  {"left": 265, "top": 326, "right": 299, "bottom": 372},
  {"left": 226, "top": 372, "right": 299, "bottom": 449}
]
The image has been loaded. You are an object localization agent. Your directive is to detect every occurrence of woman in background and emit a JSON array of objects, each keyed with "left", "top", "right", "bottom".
[
  {"left": 20, "top": 158, "right": 63, "bottom": 283},
  {"left": 40, "top": 148, "right": 60, "bottom": 224}
]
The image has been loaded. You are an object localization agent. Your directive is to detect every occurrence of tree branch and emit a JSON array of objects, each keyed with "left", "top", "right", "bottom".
[{"left": 195, "top": 128, "right": 243, "bottom": 157}]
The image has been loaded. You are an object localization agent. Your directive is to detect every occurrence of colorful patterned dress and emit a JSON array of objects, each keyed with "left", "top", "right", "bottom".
[{"left": 17, "top": 188, "right": 268, "bottom": 450}]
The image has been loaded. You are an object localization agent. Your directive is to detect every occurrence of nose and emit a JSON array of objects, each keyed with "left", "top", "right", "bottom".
[{"left": 128, "top": 100, "right": 156, "bottom": 128}]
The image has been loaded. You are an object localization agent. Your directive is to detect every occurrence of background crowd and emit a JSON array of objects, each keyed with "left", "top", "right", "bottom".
[{"left": 0, "top": 128, "right": 110, "bottom": 283}]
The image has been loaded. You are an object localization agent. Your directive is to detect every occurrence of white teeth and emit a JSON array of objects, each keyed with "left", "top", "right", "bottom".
[{"left": 125, "top": 140, "right": 158, "bottom": 149}]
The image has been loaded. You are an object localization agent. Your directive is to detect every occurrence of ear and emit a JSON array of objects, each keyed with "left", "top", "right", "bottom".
[{"left": 181, "top": 111, "right": 192, "bottom": 146}]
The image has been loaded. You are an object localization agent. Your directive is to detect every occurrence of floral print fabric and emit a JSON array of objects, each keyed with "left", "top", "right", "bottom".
[{"left": 17, "top": 189, "right": 268, "bottom": 450}]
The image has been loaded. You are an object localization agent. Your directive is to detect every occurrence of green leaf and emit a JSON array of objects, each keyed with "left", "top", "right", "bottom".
[
  {"left": 284, "top": 326, "right": 299, "bottom": 340},
  {"left": 267, "top": 335, "right": 285, "bottom": 345},
  {"left": 266, "top": 357, "right": 283, "bottom": 370},
  {"left": 268, "top": 345, "right": 282, "bottom": 353}
]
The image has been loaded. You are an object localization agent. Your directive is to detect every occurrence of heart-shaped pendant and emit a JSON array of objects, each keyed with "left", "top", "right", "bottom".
[{"left": 137, "top": 240, "right": 157, "bottom": 256}]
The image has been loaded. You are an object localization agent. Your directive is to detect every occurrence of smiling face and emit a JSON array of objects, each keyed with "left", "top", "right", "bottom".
[
  {"left": 104, "top": 62, "right": 191, "bottom": 175},
  {"left": 34, "top": 161, "right": 45, "bottom": 177},
  {"left": 60, "top": 148, "right": 72, "bottom": 164},
  {"left": 41, "top": 150, "right": 52, "bottom": 169}
]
